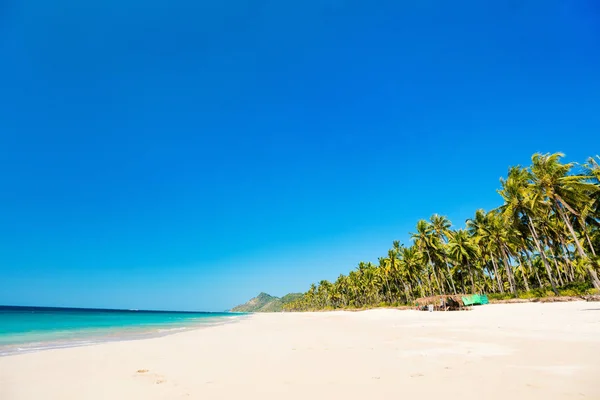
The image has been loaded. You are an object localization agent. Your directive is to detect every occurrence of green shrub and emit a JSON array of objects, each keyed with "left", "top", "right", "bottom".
[
  {"left": 488, "top": 293, "right": 514, "bottom": 301},
  {"left": 559, "top": 281, "right": 593, "bottom": 294},
  {"left": 558, "top": 289, "right": 578, "bottom": 297},
  {"left": 518, "top": 291, "right": 538, "bottom": 299}
]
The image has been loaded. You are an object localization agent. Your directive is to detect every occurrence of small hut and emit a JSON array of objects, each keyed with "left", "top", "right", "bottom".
[{"left": 414, "top": 294, "right": 468, "bottom": 311}]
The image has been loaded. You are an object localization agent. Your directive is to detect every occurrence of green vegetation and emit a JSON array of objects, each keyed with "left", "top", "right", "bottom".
[
  {"left": 285, "top": 153, "right": 600, "bottom": 311},
  {"left": 231, "top": 292, "right": 303, "bottom": 312},
  {"left": 487, "top": 282, "right": 596, "bottom": 301},
  {"left": 280, "top": 293, "right": 304, "bottom": 304}
]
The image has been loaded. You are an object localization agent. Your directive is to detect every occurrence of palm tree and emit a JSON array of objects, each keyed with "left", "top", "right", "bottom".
[
  {"left": 411, "top": 220, "right": 442, "bottom": 295},
  {"left": 467, "top": 209, "right": 504, "bottom": 293},
  {"left": 467, "top": 210, "right": 518, "bottom": 295},
  {"left": 584, "top": 156, "right": 600, "bottom": 255},
  {"left": 447, "top": 229, "right": 478, "bottom": 293},
  {"left": 400, "top": 245, "right": 424, "bottom": 298},
  {"left": 389, "top": 241, "right": 412, "bottom": 303},
  {"left": 489, "top": 211, "right": 519, "bottom": 295},
  {"left": 498, "top": 166, "right": 556, "bottom": 293},
  {"left": 429, "top": 214, "right": 457, "bottom": 294},
  {"left": 530, "top": 153, "right": 600, "bottom": 289},
  {"left": 284, "top": 153, "right": 600, "bottom": 312},
  {"left": 347, "top": 270, "right": 360, "bottom": 307},
  {"left": 334, "top": 274, "right": 349, "bottom": 307}
]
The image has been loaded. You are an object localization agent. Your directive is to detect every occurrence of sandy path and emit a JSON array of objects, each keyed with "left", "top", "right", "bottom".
[{"left": 1, "top": 302, "right": 599, "bottom": 399}]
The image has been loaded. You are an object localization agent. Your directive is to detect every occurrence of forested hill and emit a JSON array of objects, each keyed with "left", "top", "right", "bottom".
[{"left": 231, "top": 292, "right": 303, "bottom": 312}]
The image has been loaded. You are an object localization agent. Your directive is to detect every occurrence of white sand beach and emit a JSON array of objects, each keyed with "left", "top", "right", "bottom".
[{"left": 1, "top": 302, "right": 599, "bottom": 400}]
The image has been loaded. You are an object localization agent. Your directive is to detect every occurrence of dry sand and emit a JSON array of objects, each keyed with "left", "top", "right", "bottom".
[{"left": 1, "top": 302, "right": 599, "bottom": 399}]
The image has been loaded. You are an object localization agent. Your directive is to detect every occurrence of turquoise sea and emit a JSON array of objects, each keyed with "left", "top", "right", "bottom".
[{"left": 0, "top": 306, "right": 245, "bottom": 356}]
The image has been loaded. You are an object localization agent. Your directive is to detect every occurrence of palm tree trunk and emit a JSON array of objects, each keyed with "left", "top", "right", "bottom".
[
  {"left": 382, "top": 271, "right": 392, "bottom": 303},
  {"left": 425, "top": 249, "right": 443, "bottom": 295},
  {"left": 554, "top": 200, "right": 600, "bottom": 289},
  {"left": 542, "top": 236, "right": 565, "bottom": 286},
  {"left": 523, "top": 251, "right": 543, "bottom": 288},
  {"left": 504, "top": 247, "right": 518, "bottom": 293},
  {"left": 484, "top": 265, "right": 496, "bottom": 292},
  {"left": 527, "top": 215, "right": 559, "bottom": 294},
  {"left": 468, "top": 261, "right": 475, "bottom": 293},
  {"left": 402, "top": 280, "right": 412, "bottom": 303},
  {"left": 425, "top": 273, "right": 434, "bottom": 296},
  {"left": 444, "top": 255, "right": 457, "bottom": 294},
  {"left": 519, "top": 258, "right": 530, "bottom": 292},
  {"left": 557, "top": 235, "right": 575, "bottom": 282},
  {"left": 580, "top": 218, "right": 597, "bottom": 257},
  {"left": 498, "top": 242, "right": 517, "bottom": 295},
  {"left": 490, "top": 256, "right": 503, "bottom": 293},
  {"left": 555, "top": 199, "right": 587, "bottom": 258},
  {"left": 549, "top": 236, "right": 570, "bottom": 284}
]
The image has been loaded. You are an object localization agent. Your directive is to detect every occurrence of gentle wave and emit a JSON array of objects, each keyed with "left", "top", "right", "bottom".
[
  {"left": 18, "top": 341, "right": 95, "bottom": 352},
  {"left": 0, "top": 340, "right": 97, "bottom": 356},
  {"left": 157, "top": 327, "right": 188, "bottom": 333},
  {"left": 0, "top": 309, "right": 248, "bottom": 357}
]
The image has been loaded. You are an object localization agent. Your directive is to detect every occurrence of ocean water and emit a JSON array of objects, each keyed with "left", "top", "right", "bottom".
[{"left": 0, "top": 306, "right": 245, "bottom": 356}]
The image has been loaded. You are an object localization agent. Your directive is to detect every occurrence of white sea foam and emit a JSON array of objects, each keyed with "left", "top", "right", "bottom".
[
  {"left": 157, "top": 327, "right": 188, "bottom": 333},
  {"left": 5, "top": 340, "right": 97, "bottom": 355},
  {"left": 1, "top": 310, "right": 243, "bottom": 357}
]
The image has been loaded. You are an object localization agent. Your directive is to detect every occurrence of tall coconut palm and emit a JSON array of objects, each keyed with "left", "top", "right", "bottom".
[
  {"left": 411, "top": 220, "right": 442, "bottom": 295},
  {"left": 429, "top": 214, "right": 457, "bottom": 294},
  {"left": 400, "top": 245, "right": 424, "bottom": 298},
  {"left": 530, "top": 153, "right": 600, "bottom": 288},
  {"left": 467, "top": 209, "right": 505, "bottom": 293},
  {"left": 498, "top": 166, "right": 556, "bottom": 293},
  {"left": 389, "top": 241, "right": 412, "bottom": 303},
  {"left": 447, "top": 229, "right": 478, "bottom": 293},
  {"left": 284, "top": 153, "right": 600, "bottom": 312},
  {"left": 468, "top": 210, "right": 517, "bottom": 295}
]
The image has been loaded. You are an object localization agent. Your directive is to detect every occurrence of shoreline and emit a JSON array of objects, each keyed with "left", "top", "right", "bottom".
[
  {"left": 0, "top": 314, "right": 248, "bottom": 358},
  {"left": 1, "top": 302, "right": 598, "bottom": 400},
  {"left": 3, "top": 297, "right": 597, "bottom": 356}
]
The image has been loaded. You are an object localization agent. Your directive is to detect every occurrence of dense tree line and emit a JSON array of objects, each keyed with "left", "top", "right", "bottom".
[{"left": 284, "top": 153, "right": 600, "bottom": 311}]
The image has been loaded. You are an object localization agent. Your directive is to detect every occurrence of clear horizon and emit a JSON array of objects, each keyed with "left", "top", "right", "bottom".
[
  {"left": 0, "top": 304, "right": 238, "bottom": 313},
  {"left": 1, "top": 1, "right": 599, "bottom": 311}
]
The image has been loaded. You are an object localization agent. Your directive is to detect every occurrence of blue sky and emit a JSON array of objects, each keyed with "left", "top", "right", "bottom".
[{"left": 1, "top": 1, "right": 599, "bottom": 311}]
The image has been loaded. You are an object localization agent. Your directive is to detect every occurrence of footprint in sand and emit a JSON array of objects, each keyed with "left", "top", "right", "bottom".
[{"left": 135, "top": 369, "right": 167, "bottom": 385}]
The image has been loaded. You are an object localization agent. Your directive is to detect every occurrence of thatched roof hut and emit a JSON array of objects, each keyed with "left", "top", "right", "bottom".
[{"left": 414, "top": 294, "right": 467, "bottom": 310}]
